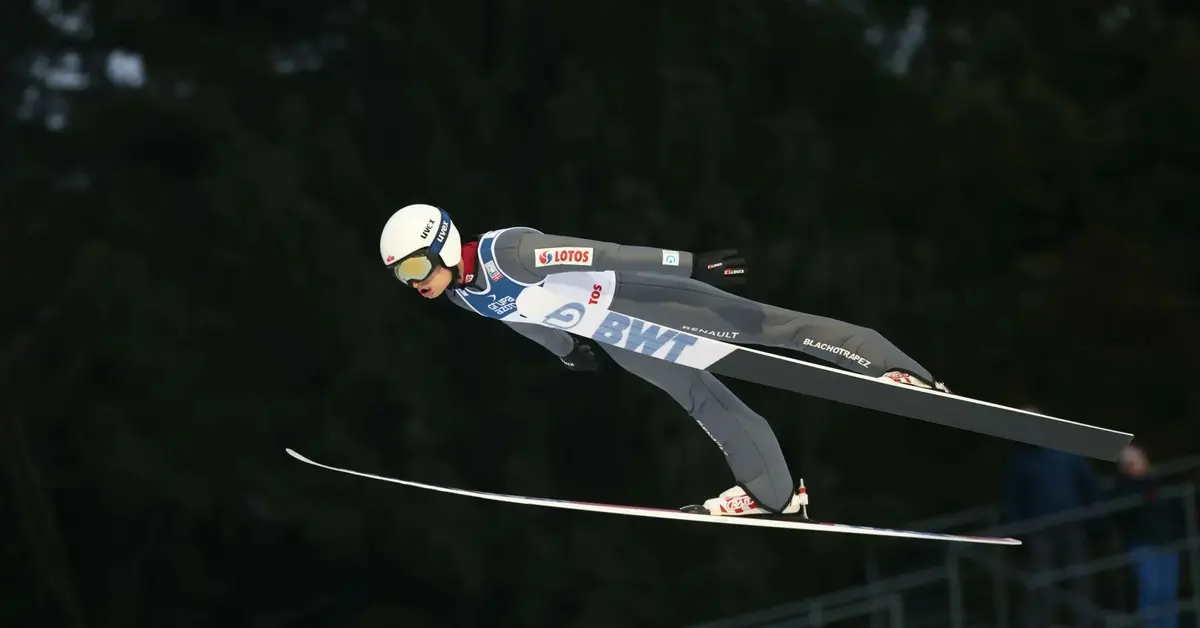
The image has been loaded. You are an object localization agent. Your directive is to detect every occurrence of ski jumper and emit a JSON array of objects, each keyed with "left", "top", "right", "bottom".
[{"left": 447, "top": 227, "right": 935, "bottom": 513}]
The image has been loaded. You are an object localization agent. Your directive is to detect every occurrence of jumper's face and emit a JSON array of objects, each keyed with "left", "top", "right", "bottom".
[{"left": 413, "top": 265, "right": 453, "bottom": 299}]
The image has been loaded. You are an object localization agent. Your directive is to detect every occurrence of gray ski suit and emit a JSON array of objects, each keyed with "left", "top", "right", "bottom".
[{"left": 445, "top": 227, "right": 934, "bottom": 512}]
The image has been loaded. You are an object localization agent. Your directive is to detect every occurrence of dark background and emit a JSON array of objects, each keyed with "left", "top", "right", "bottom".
[{"left": 4, "top": 1, "right": 1198, "bottom": 626}]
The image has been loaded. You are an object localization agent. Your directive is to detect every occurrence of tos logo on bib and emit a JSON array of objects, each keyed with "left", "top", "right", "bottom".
[{"left": 534, "top": 247, "right": 593, "bottom": 267}]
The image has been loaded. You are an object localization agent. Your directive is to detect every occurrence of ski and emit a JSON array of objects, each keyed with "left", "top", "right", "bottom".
[
  {"left": 286, "top": 449, "right": 1019, "bottom": 545},
  {"left": 513, "top": 286, "right": 1133, "bottom": 462}
]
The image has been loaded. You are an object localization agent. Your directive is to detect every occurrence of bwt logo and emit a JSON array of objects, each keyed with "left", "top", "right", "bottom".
[
  {"left": 534, "top": 247, "right": 592, "bottom": 267},
  {"left": 542, "top": 304, "right": 698, "bottom": 363}
]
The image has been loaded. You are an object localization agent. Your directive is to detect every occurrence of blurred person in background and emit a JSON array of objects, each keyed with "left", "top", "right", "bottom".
[
  {"left": 1110, "top": 444, "right": 1180, "bottom": 628},
  {"left": 1005, "top": 405, "right": 1101, "bottom": 628}
]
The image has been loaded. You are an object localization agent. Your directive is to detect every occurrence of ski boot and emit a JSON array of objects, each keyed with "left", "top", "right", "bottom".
[
  {"left": 880, "top": 369, "right": 951, "bottom": 393},
  {"left": 681, "top": 481, "right": 809, "bottom": 519}
]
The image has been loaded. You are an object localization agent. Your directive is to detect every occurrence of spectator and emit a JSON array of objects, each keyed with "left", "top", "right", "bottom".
[
  {"left": 1110, "top": 444, "right": 1180, "bottom": 628},
  {"left": 1004, "top": 408, "right": 1101, "bottom": 628}
]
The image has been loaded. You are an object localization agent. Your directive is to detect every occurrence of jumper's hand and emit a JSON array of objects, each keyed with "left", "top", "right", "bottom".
[
  {"left": 560, "top": 337, "right": 599, "bottom": 372},
  {"left": 692, "top": 249, "right": 747, "bottom": 288}
]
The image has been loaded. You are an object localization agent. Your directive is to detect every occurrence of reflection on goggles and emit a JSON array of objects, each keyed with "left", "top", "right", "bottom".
[{"left": 394, "top": 256, "right": 433, "bottom": 283}]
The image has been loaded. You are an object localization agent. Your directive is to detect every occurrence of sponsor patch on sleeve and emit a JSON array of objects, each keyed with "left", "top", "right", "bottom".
[
  {"left": 661, "top": 250, "right": 680, "bottom": 266},
  {"left": 534, "top": 247, "right": 593, "bottom": 267}
]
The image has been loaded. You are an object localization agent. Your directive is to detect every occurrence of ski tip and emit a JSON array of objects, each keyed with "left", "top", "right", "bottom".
[{"left": 285, "top": 448, "right": 308, "bottom": 463}]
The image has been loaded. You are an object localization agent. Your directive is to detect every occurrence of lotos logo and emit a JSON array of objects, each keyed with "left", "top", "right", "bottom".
[
  {"left": 534, "top": 247, "right": 593, "bottom": 268},
  {"left": 587, "top": 283, "right": 604, "bottom": 305},
  {"left": 385, "top": 255, "right": 395, "bottom": 263},
  {"left": 420, "top": 219, "right": 435, "bottom": 240}
]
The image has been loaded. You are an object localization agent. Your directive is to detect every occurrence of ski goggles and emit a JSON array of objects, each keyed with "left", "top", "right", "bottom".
[{"left": 389, "top": 248, "right": 440, "bottom": 285}]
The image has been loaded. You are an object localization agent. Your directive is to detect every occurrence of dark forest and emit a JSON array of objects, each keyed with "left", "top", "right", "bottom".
[{"left": 4, "top": 1, "right": 1198, "bottom": 626}]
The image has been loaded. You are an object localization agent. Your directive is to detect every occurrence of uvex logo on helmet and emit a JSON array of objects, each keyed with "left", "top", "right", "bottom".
[
  {"left": 534, "top": 247, "right": 593, "bottom": 268},
  {"left": 420, "top": 219, "right": 435, "bottom": 240},
  {"left": 434, "top": 220, "right": 449, "bottom": 245}
]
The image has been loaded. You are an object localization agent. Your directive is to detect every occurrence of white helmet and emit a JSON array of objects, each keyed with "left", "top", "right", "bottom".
[{"left": 379, "top": 204, "right": 462, "bottom": 283}]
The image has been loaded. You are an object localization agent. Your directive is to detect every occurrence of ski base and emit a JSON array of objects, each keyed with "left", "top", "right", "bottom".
[{"left": 285, "top": 449, "right": 1019, "bottom": 546}]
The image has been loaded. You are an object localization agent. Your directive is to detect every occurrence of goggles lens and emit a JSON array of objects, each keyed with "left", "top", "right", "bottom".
[{"left": 393, "top": 255, "right": 434, "bottom": 283}]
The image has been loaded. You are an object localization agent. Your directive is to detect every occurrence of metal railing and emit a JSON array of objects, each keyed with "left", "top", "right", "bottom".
[
  {"left": 691, "top": 460, "right": 1200, "bottom": 628},
  {"left": 906, "top": 452, "right": 1200, "bottom": 536},
  {"left": 947, "top": 484, "right": 1200, "bottom": 628}
]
